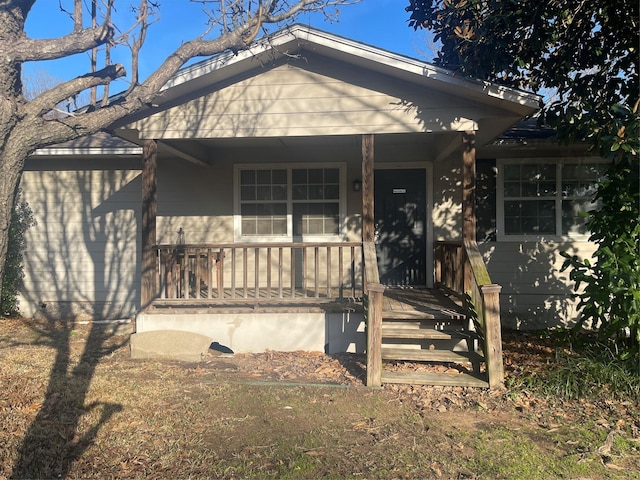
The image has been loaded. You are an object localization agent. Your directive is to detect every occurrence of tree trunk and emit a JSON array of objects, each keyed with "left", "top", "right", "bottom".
[{"left": 0, "top": 4, "right": 29, "bottom": 305}]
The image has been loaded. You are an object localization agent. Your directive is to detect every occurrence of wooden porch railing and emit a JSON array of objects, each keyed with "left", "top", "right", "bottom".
[
  {"left": 435, "top": 240, "right": 504, "bottom": 389},
  {"left": 154, "top": 242, "right": 363, "bottom": 304}
]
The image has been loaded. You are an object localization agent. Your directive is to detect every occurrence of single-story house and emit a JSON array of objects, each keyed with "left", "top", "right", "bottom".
[{"left": 18, "top": 25, "right": 604, "bottom": 387}]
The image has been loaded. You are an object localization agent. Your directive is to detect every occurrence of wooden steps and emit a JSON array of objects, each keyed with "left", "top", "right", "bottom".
[
  {"left": 382, "top": 327, "right": 479, "bottom": 341},
  {"left": 377, "top": 287, "right": 488, "bottom": 388},
  {"left": 381, "top": 371, "right": 489, "bottom": 388},
  {"left": 381, "top": 347, "right": 483, "bottom": 364}
]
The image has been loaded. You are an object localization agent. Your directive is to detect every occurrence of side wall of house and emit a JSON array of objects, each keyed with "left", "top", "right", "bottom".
[
  {"left": 18, "top": 157, "right": 142, "bottom": 320},
  {"left": 479, "top": 241, "right": 596, "bottom": 330},
  {"left": 476, "top": 153, "right": 602, "bottom": 330}
]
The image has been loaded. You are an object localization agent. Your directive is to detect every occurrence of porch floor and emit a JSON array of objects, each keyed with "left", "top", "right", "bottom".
[{"left": 149, "top": 286, "right": 464, "bottom": 319}]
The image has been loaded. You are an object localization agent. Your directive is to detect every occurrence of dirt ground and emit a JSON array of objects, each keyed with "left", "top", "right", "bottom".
[{"left": 0, "top": 318, "right": 639, "bottom": 479}]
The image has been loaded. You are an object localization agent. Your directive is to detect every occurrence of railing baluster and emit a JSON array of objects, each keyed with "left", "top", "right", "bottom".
[
  {"left": 326, "top": 246, "right": 332, "bottom": 298},
  {"left": 206, "top": 249, "right": 213, "bottom": 299},
  {"left": 290, "top": 247, "right": 296, "bottom": 298},
  {"left": 231, "top": 248, "right": 236, "bottom": 299},
  {"left": 303, "top": 246, "right": 308, "bottom": 298},
  {"left": 278, "top": 247, "right": 283, "bottom": 299},
  {"left": 217, "top": 249, "right": 224, "bottom": 299},
  {"left": 338, "top": 246, "right": 344, "bottom": 299},
  {"left": 266, "top": 247, "right": 272, "bottom": 298},
  {"left": 243, "top": 247, "right": 248, "bottom": 299},
  {"left": 254, "top": 247, "right": 259, "bottom": 299},
  {"left": 350, "top": 246, "right": 356, "bottom": 299},
  {"left": 314, "top": 246, "right": 320, "bottom": 298},
  {"left": 182, "top": 248, "right": 189, "bottom": 299}
]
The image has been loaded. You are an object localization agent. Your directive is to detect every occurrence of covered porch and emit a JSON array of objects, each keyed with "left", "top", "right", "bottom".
[
  {"left": 135, "top": 132, "right": 504, "bottom": 388},
  {"left": 120, "top": 25, "right": 539, "bottom": 388}
]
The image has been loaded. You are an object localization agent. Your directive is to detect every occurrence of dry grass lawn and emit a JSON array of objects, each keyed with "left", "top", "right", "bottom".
[{"left": 0, "top": 318, "right": 638, "bottom": 479}]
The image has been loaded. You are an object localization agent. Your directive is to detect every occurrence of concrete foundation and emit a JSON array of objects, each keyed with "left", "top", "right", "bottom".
[{"left": 135, "top": 311, "right": 366, "bottom": 354}]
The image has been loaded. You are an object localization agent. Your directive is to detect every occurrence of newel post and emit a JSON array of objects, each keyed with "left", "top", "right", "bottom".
[
  {"left": 141, "top": 139, "right": 158, "bottom": 308},
  {"left": 481, "top": 284, "right": 504, "bottom": 389},
  {"left": 366, "top": 283, "right": 385, "bottom": 387}
]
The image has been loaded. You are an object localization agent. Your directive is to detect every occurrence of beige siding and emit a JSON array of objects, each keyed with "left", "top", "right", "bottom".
[
  {"left": 480, "top": 241, "right": 597, "bottom": 330},
  {"left": 432, "top": 153, "right": 462, "bottom": 240},
  {"left": 19, "top": 158, "right": 141, "bottom": 320},
  {"left": 132, "top": 55, "right": 487, "bottom": 139},
  {"left": 155, "top": 141, "right": 366, "bottom": 243}
]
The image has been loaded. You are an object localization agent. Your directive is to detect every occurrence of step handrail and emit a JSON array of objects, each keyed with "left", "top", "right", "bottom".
[
  {"left": 435, "top": 240, "right": 504, "bottom": 389},
  {"left": 463, "top": 240, "right": 503, "bottom": 389}
]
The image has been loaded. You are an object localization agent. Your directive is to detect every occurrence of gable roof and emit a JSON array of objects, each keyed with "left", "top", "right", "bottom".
[
  {"left": 157, "top": 24, "right": 539, "bottom": 115},
  {"left": 116, "top": 24, "right": 539, "bottom": 142},
  {"left": 33, "top": 25, "right": 541, "bottom": 157}
]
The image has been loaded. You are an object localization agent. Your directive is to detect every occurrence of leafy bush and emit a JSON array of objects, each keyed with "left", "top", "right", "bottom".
[
  {"left": 561, "top": 103, "right": 640, "bottom": 367},
  {"left": 1, "top": 191, "right": 36, "bottom": 317}
]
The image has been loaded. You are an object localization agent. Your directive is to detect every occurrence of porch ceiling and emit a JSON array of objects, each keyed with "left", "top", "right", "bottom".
[{"left": 153, "top": 132, "right": 447, "bottom": 164}]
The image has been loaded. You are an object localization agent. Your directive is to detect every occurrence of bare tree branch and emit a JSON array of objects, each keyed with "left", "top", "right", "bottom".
[
  {"left": 24, "top": 64, "right": 126, "bottom": 118},
  {"left": 11, "top": 24, "right": 114, "bottom": 62}
]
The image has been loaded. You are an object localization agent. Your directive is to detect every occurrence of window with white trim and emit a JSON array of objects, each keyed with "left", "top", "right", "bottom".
[
  {"left": 236, "top": 164, "right": 344, "bottom": 240},
  {"left": 497, "top": 159, "right": 606, "bottom": 239}
]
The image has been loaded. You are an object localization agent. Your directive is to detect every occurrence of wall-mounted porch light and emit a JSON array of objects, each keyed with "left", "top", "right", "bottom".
[{"left": 352, "top": 179, "right": 362, "bottom": 192}]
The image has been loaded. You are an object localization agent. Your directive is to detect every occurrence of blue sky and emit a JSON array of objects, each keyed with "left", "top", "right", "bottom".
[{"left": 23, "top": 0, "right": 434, "bottom": 88}]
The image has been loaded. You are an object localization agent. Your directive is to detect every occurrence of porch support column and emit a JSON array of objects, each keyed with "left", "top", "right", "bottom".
[
  {"left": 361, "top": 134, "right": 375, "bottom": 243},
  {"left": 462, "top": 131, "right": 476, "bottom": 243},
  {"left": 141, "top": 139, "right": 158, "bottom": 308},
  {"left": 462, "top": 131, "right": 476, "bottom": 292}
]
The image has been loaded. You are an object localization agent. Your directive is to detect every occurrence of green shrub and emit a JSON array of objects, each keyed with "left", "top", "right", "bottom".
[
  {"left": 560, "top": 103, "right": 640, "bottom": 367},
  {"left": 1, "top": 191, "right": 36, "bottom": 317}
]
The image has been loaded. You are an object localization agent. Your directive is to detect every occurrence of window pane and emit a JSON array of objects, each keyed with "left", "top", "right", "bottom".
[
  {"left": 292, "top": 169, "right": 306, "bottom": 184},
  {"left": 504, "top": 165, "right": 521, "bottom": 181},
  {"left": 293, "top": 202, "right": 339, "bottom": 235},
  {"left": 562, "top": 199, "right": 591, "bottom": 235},
  {"left": 272, "top": 169, "right": 287, "bottom": 184},
  {"left": 242, "top": 219, "right": 256, "bottom": 235},
  {"left": 292, "top": 185, "right": 307, "bottom": 200},
  {"left": 504, "top": 181, "right": 521, "bottom": 197},
  {"left": 324, "top": 184, "right": 340, "bottom": 199},
  {"left": 308, "top": 185, "right": 324, "bottom": 200},
  {"left": 504, "top": 200, "right": 555, "bottom": 235},
  {"left": 241, "top": 204, "right": 256, "bottom": 215},
  {"left": 272, "top": 185, "right": 287, "bottom": 201},
  {"left": 240, "top": 170, "right": 255, "bottom": 185},
  {"left": 308, "top": 168, "right": 323, "bottom": 183},
  {"left": 325, "top": 168, "right": 339, "bottom": 183},
  {"left": 255, "top": 185, "right": 270, "bottom": 200},
  {"left": 241, "top": 185, "right": 255, "bottom": 201},
  {"left": 256, "top": 169, "right": 271, "bottom": 184}
]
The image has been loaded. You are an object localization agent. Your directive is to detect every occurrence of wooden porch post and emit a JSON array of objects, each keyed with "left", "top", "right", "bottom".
[
  {"left": 361, "top": 134, "right": 385, "bottom": 387},
  {"left": 362, "top": 134, "right": 375, "bottom": 243},
  {"left": 462, "top": 131, "right": 476, "bottom": 292},
  {"left": 141, "top": 139, "right": 158, "bottom": 308}
]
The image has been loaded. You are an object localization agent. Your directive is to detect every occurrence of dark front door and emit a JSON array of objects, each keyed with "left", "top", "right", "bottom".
[{"left": 374, "top": 168, "right": 427, "bottom": 285}]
